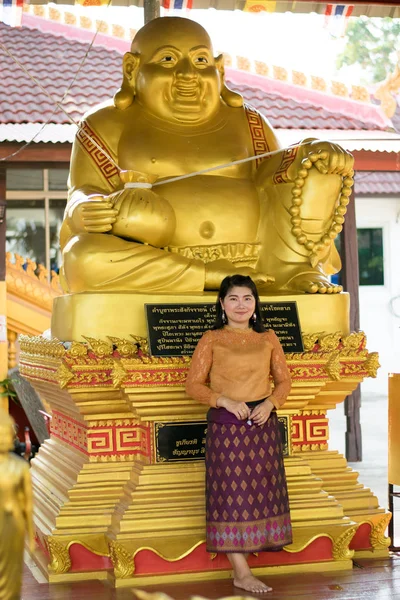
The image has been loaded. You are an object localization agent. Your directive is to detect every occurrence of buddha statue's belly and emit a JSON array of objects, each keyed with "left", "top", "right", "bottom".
[{"left": 158, "top": 175, "right": 260, "bottom": 248}]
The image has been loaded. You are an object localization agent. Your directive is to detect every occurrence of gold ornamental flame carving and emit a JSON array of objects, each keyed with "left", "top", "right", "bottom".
[
  {"left": 319, "top": 333, "right": 342, "bottom": 352},
  {"left": 83, "top": 336, "right": 113, "bottom": 357},
  {"left": 370, "top": 513, "right": 392, "bottom": 549},
  {"left": 56, "top": 361, "right": 74, "bottom": 389},
  {"left": 325, "top": 352, "right": 341, "bottom": 381},
  {"left": 47, "top": 537, "right": 72, "bottom": 574},
  {"left": 364, "top": 352, "right": 381, "bottom": 378},
  {"left": 332, "top": 525, "right": 358, "bottom": 561},
  {"left": 108, "top": 336, "right": 138, "bottom": 357},
  {"left": 130, "top": 335, "right": 150, "bottom": 355},
  {"left": 67, "top": 341, "right": 88, "bottom": 359},
  {"left": 342, "top": 331, "right": 366, "bottom": 352},
  {"left": 109, "top": 540, "right": 135, "bottom": 578},
  {"left": 302, "top": 333, "right": 320, "bottom": 351},
  {"left": 112, "top": 360, "right": 128, "bottom": 388}
]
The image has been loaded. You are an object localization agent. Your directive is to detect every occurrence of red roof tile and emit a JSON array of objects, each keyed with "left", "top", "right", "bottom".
[
  {"left": 0, "top": 20, "right": 392, "bottom": 133},
  {"left": 354, "top": 171, "right": 400, "bottom": 195}
]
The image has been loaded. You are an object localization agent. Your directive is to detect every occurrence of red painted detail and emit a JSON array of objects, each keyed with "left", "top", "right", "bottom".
[
  {"left": 349, "top": 523, "right": 372, "bottom": 551},
  {"left": 9, "top": 401, "right": 39, "bottom": 445},
  {"left": 69, "top": 543, "right": 113, "bottom": 572},
  {"left": 133, "top": 537, "right": 334, "bottom": 576}
]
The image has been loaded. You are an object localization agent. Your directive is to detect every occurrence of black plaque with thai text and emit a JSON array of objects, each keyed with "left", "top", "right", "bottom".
[
  {"left": 154, "top": 419, "right": 289, "bottom": 462},
  {"left": 155, "top": 421, "right": 207, "bottom": 462},
  {"left": 146, "top": 301, "right": 303, "bottom": 356}
]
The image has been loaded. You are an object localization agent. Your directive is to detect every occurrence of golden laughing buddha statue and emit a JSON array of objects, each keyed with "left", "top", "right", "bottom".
[{"left": 60, "top": 16, "right": 354, "bottom": 295}]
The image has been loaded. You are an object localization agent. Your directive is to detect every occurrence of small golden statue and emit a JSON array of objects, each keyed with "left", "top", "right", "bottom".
[
  {"left": 60, "top": 16, "right": 354, "bottom": 295},
  {"left": 0, "top": 410, "right": 34, "bottom": 600}
]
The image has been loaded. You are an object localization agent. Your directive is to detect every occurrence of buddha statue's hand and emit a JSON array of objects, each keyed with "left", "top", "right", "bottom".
[
  {"left": 288, "top": 139, "right": 354, "bottom": 180},
  {"left": 110, "top": 187, "right": 176, "bottom": 248},
  {"left": 69, "top": 194, "right": 118, "bottom": 234},
  {"left": 204, "top": 259, "right": 274, "bottom": 290}
]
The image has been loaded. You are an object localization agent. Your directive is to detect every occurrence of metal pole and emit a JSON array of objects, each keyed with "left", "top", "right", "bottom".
[
  {"left": 144, "top": 0, "right": 160, "bottom": 24},
  {"left": 341, "top": 187, "right": 362, "bottom": 462}
]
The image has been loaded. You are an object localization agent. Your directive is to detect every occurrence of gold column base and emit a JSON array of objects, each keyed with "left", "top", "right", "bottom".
[{"left": 19, "top": 292, "right": 387, "bottom": 585}]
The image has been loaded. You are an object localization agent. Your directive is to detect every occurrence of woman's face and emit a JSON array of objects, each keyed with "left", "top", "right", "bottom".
[{"left": 221, "top": 286, "right": 256, "bottom": 328}]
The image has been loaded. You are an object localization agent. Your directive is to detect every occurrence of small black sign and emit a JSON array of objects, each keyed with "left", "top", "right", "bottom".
[
  {"left": 154, "top": 419, "right": 290, "bottom": 462},
  {"left": 155, "top": 421, "right": 208, "bottom": 463},
  {"left": 146, "top": 301, "right": 303, "bottom": 356},
  {"left": 260, "top": 302, "right": 303, "bottom": 353}
]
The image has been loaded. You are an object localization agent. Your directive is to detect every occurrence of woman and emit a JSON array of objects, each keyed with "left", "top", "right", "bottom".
[
  {"left": 0, "top": 409, "right": 34, "bottom": 600},
  {"left": 185, "top": 274, "right": 292, "bottom": 593}
]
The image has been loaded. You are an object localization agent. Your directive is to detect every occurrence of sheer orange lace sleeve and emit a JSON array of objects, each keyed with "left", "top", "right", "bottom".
[
  {"left": 268, "top": 330, "right": 292, "bottom": 409},
  {"left": 185, "top": 331, "right": 221, "bottom": 408}
]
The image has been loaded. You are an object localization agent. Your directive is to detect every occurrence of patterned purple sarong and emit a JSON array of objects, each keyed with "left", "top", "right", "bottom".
[{"left": 206, "top": 404, "right": 292, "bottom": 553}]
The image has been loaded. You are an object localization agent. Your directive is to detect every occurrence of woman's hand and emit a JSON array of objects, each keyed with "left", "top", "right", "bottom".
[
  {"left": 217, "top": 396, "right": 251, "bottom": 420},
  {"left": 250, "top": 399, "right": 274, "bottom": 426}
]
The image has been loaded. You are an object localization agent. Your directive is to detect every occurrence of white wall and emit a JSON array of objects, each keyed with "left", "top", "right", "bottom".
[{"left": 355, "top": 196, "right": 400, "bottom": 393}]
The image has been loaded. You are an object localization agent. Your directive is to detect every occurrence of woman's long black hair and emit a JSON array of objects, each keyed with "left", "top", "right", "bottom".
[{"left": 213, "top": 275, "right": 265, "bottom": 333}]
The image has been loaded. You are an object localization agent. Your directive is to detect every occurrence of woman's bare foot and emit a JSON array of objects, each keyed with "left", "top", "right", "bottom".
[{"left": 233, "top": 574, "right": 272, "bottom": 593}]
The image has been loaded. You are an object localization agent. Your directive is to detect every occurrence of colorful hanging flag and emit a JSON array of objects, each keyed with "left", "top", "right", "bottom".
[
  {"left": 243, "top": 0, "right": 276, "bottom": 12},
  {"left": 0, "top": 0, "right": 24, "bottom": 27},
  {"left": 162, "top": 0, "right": 193, "bottom": 9},
  {"left": 324, "top": 4, "right": 354, "bottom": 38}
]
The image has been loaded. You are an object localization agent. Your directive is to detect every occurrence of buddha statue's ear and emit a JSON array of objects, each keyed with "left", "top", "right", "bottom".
[
  {"left": 215, "top": 54, "right": 243, "bottom": 108},
  {"left": 114, "top": 52, "right": 140, "bottom": 110}
]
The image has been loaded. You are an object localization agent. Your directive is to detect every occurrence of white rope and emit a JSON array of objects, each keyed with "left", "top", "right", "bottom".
[
  {"left": 0, "top": 5, "right": 111, "bottom": 162},
  {"left": 0, "top": 29, "right": 318, "bottom": 183},
  {"left": 152, "top": 144, "right": 302, "bottom": 187},
  {"left": 124, "top": 182, "right": 153, "bottom": 189},
  {"left": 0, "top": 24, "right": 120, "bottom": 171}
]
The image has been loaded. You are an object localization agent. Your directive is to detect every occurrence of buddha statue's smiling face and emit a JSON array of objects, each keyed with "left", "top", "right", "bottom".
[{"left": 126, "top": 17, "right": 222, "bottom": 124}]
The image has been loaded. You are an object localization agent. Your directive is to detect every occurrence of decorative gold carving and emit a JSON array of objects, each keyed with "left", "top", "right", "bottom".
[
  {"left": 109, "top": 541, "right": 135, "bottom": 578},
  {"left": 375, "top": 61, "right": 400, "bottom": 118},
  {"left": 236, "top": 56, "right": 251, "bottom": 71},
  {"left": 331, "top": 81, "right": 348, "bottom": 97},
  {"left": 167, "top": 242, "right": 261, "bottom": 268},
  {"left": 19, "top": 335, "right": 65, "bottom": 358},
  {"left": 351, "top": 85, "right": 370, "bottom": 103},
  {"left": 364, "top": 352, "right": 381, "bottom": 378},
  {"left": 255, "top": 61, "right": 269, "bottom": 76},
  {"left": 68, "top": 342, "right": 88, "bottom": 359},
  {"left": 47, "top": 537, "right": 72, "bottom": 574},
  {"left": 325, "top": 352, "right": 341, "bottom": 381},
  {"left": 342, "top": 331, "right": 366, "bottom": 352},
  {"left": 130, "top": 335, "right": 150, "bottom": 355},
  {"left": 332, "top": 526, "right": 357, "bottom": 560},
  {"left": 6, "top": 252, "right": 62, "bottom": 311},
  {"left": 57, "top": 362, "right": 74, "bottom": 389},
  {"left": 319, "top": 333, "right": 342, "bottom": 352},
  {"left": 273, "top": 65, "right": 288, "bottom": 81},
  {"left": 293, "top": 443, "right": 328, "bottom": 453},
  {"left": 108, "top": 337, "right": 138, "bottom": 357},
  {"left": 7, "top": 329, "right": 18, "bottom": 370},
  {"left": 370, "top": 513, "right": 392, "bottom": 550},
  {"left": 292, "top": 71, "right": 307, "bottom": 86},
  {"left": 301, "top": 333, "right": 320, "bottom": 351},
  {"left": 112, "top": 360, "right": 128, "bottom": 388},
  {"left": 83, "top": 336, "right": 113, "bottom": 357},
  {"left": 311, "top": 76, "right": 327, "bottom": 92},
  {"left": 19, "top": 364, "right": 58, "bottom": 385}
]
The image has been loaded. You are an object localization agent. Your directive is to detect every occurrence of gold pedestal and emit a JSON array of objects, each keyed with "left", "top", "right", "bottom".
[
  {"left": 21, "top": 292, "right": 388, "bottom": 586},
  {"left": 52, "top": 291, "right": 351, "bottom": 341}
]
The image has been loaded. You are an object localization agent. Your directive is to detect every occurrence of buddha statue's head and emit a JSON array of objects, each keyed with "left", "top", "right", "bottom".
[{"left": 114, "top": 17, "right": 242, "bottom": 123}]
